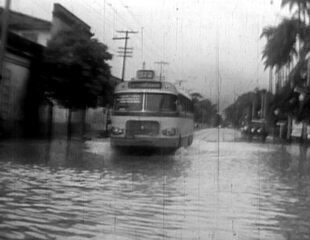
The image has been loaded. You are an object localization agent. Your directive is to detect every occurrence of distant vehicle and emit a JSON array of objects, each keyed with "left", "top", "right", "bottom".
[
  {"left": 241, "top": 119, "right": 268, "bottom": 142},
  {"left": 110, "top": 70, "right": 194, "bottom": 150}
]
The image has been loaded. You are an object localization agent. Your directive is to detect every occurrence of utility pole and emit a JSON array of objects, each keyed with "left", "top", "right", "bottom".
[
  {"left": 233, "top": 85, "right": 237, "bottom": 140},
  {"left": 252, "top": 100, "right": 256, "bottom": 120},
  {"left": 154, "top": 61, "right": 169, "bottom": 81},
  {"left": 0, "top": 0, "right": 11, "bottom": 81},
  {"left": 307, "top": 54, "right": 310, "bottom": 87},
  {"left": 301, "top": 55, "right": 310, "bottom": 142},
  {"left": 256, "top": 91, "right": 267, "bottom": 120},
  {"left": 175, "top": 80, "right": 186, "bottom": 87},
  {"left": 260, "top": 91, "right": 268, "bottom": 120},
  {"left": 113, "top": 30, "right": 138, "bottom": 81}
]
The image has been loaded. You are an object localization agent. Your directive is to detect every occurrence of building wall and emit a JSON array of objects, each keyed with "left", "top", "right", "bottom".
[
  {"left": 39, "top": 3, "right": 101, "bottom": 138},
  {"left": 50, "top": 17, "right": 71, "bottom": 36},
  {"left": 39, "top": 105, "right": 108, "bottom": 138},
  {"left": 51, "top": 3, "right": 92, "bottom": 38},
  {"left": 11, "top": 30, "right": 51, "bottom": 46},
  {"left": 0, "top": 52, "right": 30, "bottom": 136},
  {"left": 0, "top": 5, "right": 104, "bottom": 138}
]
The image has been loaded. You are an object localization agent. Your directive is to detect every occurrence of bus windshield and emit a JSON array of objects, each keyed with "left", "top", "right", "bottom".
[
  {"left": 145, "top": 93, "right": 177, "bottom": 112},
  {"left": 113, "top": 93, "right": 142, "bottom": 111},
  {"left": 113, "top": 93, "right": 177, "bottom": 112}
]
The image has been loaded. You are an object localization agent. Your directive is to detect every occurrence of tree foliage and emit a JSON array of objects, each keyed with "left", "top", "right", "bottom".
[
  {"left": 193, "top": 98, "right": 217, "bottom": 125},
  {"left": 224, "top": 91, "right": 256, "bottom": 127},
  {"left": 224, "top": 89, "right": 273, "bottom": 127},
  {"left": 43, "top": 27, "right": 113, "bottom": 109},
  {"left": 261, "top": 18, "right": 299, "bottom": 69},
  {"left": 261, "top": 0, "right": 310, "bottom": 123},
  {"left": 261, "top": 0, "right": 310, "bottom": 70},
  {"left": 190, "top": 92, "right": 203, "bottom": 104},
  {"left": 281, "top": 0, "right": 310, "bottom": 18}
]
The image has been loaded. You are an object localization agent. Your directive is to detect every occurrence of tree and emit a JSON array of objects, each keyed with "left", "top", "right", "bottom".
[
  {"left": 190, "top": 92, "right": 203, "bottom": 104},
  {"left": 224, "top": 89, "right": 272, "bottom": 128},
  {"left": 189, "top": 92, "right": 217, "bottom": 126},
  {"left": 281, "top": 0, "right": 310, "bottom": 22},
  {"left": 43, "top": 26, "right": 113, "bottom": 138},
  {"left": 193, "top": 98, "right": 217, "bottom": 126},
  {"left": 261, "top": 0, "right": 310, "bottom": 70},
  {"left": 261, "top": 0, "right": 310, "bottom": 124},
  {"left": 224, "top": 91, "right": 256, "bottom": 127},
  {"left": 261, "top": 18, "right": 300, "bottom": 69}
]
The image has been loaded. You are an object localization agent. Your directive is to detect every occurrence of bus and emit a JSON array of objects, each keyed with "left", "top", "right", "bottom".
[{"left": 110, "top": 70, "right": 194, "bottom": 150}]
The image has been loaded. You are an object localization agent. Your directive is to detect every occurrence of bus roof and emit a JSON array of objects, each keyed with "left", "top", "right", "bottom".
[{"left": 175, "top": 86, "right": 192, "bottom": 100}]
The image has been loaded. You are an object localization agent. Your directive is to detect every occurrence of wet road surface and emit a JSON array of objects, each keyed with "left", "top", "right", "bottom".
[{"left": 0, "top": 128, "right": 310, "bottom": 239}]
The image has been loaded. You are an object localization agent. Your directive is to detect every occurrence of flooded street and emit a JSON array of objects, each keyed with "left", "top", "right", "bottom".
[{"left": 1, "top": 129, "right": 310, "bottom": 240}]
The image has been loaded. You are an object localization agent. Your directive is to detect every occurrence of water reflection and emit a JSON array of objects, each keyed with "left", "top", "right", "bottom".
[
  {"left": 0, "top": 139, "right": 192, "bottom": 240},
  {"left": 259, "top": 144, "right": 310, "bottom": 240},
  {"left": 1, "top": 138, "right": 310, "bottom": 239}
]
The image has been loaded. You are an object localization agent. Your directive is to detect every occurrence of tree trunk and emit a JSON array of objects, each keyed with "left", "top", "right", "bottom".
[
  {"left": 47, "top": 102, "right": 53, "bottom": 140},
  {"left": 81, "top": 108, "right": 87, "bottom": 138},
  {"left": 286, "top": 115, "right": 292, "bottom": 142},
  {"left": 104, "top": 108, "right": 109, "bottom": 137},
  {"left": 301, "top": 121, "right": 308, "bottom": 143},
  {"left": 67, "top": 108, "right": 72, "bottom": 141}
]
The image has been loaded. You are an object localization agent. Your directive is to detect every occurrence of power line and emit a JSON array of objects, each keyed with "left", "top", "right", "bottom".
[
  {"left": 115, "top": 0, "right": 164, "bottom": 64},
  {"left": 113, "top": 30, "right": 138, "bottom": 81},
  {"left": 77, "top": 0, "right": 147, "bottom": 74},
  {"left": 31, "top": 0, "right": 51, "bottom": 16},
  {"left": 71, "top": 1, "right": 165, "bottom": 77},
  {"left": 154, "top": 61, "right": 169, "bottom": 81}
]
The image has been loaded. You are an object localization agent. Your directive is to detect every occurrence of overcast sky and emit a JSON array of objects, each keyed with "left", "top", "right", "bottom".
[{"left": 2, "top": 0, "right": 284, "bottom": 109}]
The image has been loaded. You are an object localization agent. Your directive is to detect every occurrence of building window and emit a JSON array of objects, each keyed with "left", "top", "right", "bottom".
[
  {"left": 21, "top": 32, "right": 38, "bottom": 43},
  {"left": 0, "top": 68, "right": 11, "bottom": 119}
]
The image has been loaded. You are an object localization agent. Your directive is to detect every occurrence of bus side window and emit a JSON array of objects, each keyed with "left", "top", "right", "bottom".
[
  {"left": 177, "top": 96, "right": 182, "bottom": 112},
  {"left": 181, "top": 96, "right": 186, "bottom": 113},
  {"left": 187, "top": 99, "right": 193, "bottom": 114},
  {"left": 190, "top": 101, "right": 194, "bottom": 113},
  {"left": 177, "top": 103, "right": 182, "bottom": 112},
  {"left": 185, "top": 98, "right": 189, "bottom": 115},
  {"left": 179, "top": 96, "right": 184, "bottom": 113},
  {"left": 186, "top": 99, "right": 189, "bottom": 113}
]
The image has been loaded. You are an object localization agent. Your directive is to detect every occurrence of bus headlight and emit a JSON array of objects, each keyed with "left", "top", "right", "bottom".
[
  {"left": 162, "top": 128, "right": 177, "bottom": 136},
  {"left": 111, "top": 127, "right": 124, "bottom": 135}
]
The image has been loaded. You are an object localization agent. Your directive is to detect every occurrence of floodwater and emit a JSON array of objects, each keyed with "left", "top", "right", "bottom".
[{"left": 0, "top": 129, "right": 310, "bottom": 240}]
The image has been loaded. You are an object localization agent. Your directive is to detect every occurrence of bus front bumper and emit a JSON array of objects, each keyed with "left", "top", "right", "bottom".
[{"left": 110, "top": 137, "right": 179, "bottom": 148}]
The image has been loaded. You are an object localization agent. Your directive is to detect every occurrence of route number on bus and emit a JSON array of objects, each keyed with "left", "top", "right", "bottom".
[{"left": 136, "top": 70, "right": 155, "bottom": 80}]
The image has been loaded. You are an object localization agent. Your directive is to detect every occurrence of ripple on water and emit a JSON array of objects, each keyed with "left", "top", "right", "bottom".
[
  {"left": 1, "top": 136, "right": 310, "bottom": 239},
  {"left": 24, "top": 231, "right": 49, "bottom": 240},
  {"left": 0, "top": 231, "right": 25, "bottom": 240}
]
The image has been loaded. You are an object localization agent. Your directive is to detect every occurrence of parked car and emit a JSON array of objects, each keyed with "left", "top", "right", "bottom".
[{"left": 241, "top": 120, "right": 268, "bottom": 142}]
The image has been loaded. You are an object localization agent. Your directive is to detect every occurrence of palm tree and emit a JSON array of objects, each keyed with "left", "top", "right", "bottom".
[
  {"left": 262, "top": 0, "right": 310, "bottom": 70},
  {"left": 261, "top": 0, "right": 310, "bottom": 136},
  {"left": 261, "top": 18, "right": 300, "bottom": 69},
  {"left": 281, "top": 0, "right": 310, "bottom": 23}
]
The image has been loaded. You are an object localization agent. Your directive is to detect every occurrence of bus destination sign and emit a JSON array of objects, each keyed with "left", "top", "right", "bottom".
[
  {"left": 129, "top": 81, "right": 162, "bottom": 89},
  {"left": 136, "top": 70, "right": 155, "bottom": 80}
]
